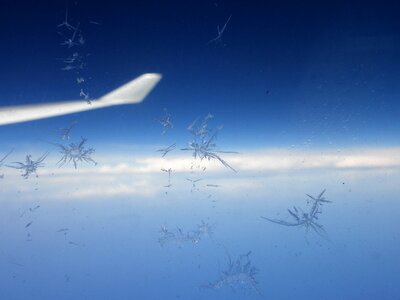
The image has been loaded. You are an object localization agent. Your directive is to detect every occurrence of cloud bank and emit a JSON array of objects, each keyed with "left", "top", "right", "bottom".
[{"left": 1, "top": 147, "right": 399, "bottom": 200}]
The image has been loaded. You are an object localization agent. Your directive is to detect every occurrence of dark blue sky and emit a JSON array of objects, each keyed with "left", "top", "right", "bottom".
[{"left": 0, "top": 0, "right": 399, "bottom": 148}]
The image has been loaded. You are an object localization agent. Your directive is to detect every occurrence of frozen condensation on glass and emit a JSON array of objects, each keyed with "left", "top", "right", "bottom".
[
  {"left": 57, "top": 7, "right": 77, "bottom": 31},
  {"left": 206, "top": 184, "right": 221, "bottom": 188},
  {"left": 63, "top": 52, "right": 83, "bottom": 64},
  {"left": 261, "top": 189, "right": 331, "bottom": 240},
  {"left": 59, "top": 121, "right": 78, "bottom": 140},
  {"left": 158, "top": 221, "right": 214, "bottom": 247},
  {"left": 158, "top": 108, "right": 173, "bottom": 135},
  {"left": 0, "top": 149, "right": 13, "bottom": 177},
  {"left": 60, "top": 22, "right": 81, "bottom": 48},
  {"left": 77, "top": 35, "right": 85, "bottom": 46},
  {"left": 186, "top": 178, "right": 202, "bottom": 192},
  {"left": 207, "top": 15, "right": 232, "bottom": 45},
  {"left": 25, "top": 221, "right": 33, "bottom": 228},
  {"left": 7, "top": 153, "right": 48, "bottom": 179},
  {"left": 61, "top": 64, "right": 84, "bottom": 71},
  {"left": 161, "top": 168, "right": 172, "bottom": 188},
  {"left": 204, "top": 251, "right": 260, "bottom": 295},
  {"left": 57, "top": 5, "right": 91, "bottom": 105},
  {"left": 60, "top": 52, "right": 84, "bottom": 71},
  {"left": 79, "top": 89, "right": 91, "bottom": 104},
  {"left": 193, "top": 220, "right": 215, "bottom": 240},
  {"left": 182, "top": 113, "right": 237, "bottom": 172},
  {"left": 158, "top": 225, "right": 197, "bottom": 248},
  {"left": 19, "top": 205, "right": 40, "bottom": 218},
  {"left": 56, "top": 137, "right": 97, "bottom": 169},
  {"left": 157, "top": 143, "right": 176, "bottom": 157}
]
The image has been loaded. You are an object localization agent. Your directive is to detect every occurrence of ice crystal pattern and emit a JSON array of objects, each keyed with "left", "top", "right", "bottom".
[
  {"left": 194, "top": 220, "right": 215, "bottom": 240},
  {"left": 205, "top": 251, "right": 260, "bottom": 295},
  {"left": 158, "top": 221, "right": 214, "bottom": 247},
  {"left": 207, "top": 15, "right": 232, "bottom": 45},
  {"left": 158, "top": 108, "right": 173, "bottom": 135},
  {"left": 186, "top": 178, "right": 202, "bottom": 192},
  {"left": 57, "top": 6, "right": 91, "bottom": 101},
  {"left": 161, "top": 168, "right": 172, "bottom": 188},
  {"left": 261, "top": 189, "right": 331, "bottom": 239},
  {"left": 182, "top": 113, "right": 237, "bottom": 172},
  {"left": 8, "top": 153, "right": 48, "bottom": 179},
  {"left": 158, "top": 226, "right": 198, "bottom": 247},
  {"left": 60, "top": 121, "right": 78, "bottom": 140},
  {"left": 157, "top": 143, "right": 176, "bottom": 157},
  {"left": 0, "top": 150, "right": 13, "bottom": 178},
  {"left": 56, "top": 138, "right": 97, "bottom": 169}
]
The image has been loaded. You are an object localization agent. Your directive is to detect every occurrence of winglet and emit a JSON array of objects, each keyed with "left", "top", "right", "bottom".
[{"left": 98, "top": 73, "right": 162, "bottom": 105}]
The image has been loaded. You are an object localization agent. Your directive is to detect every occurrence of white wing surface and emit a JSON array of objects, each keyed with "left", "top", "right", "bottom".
[{"left": 0, "top": 73, "right": 161, "bottom": 126}]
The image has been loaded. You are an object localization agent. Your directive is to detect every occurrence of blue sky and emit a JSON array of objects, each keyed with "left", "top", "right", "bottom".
[{"left": 0, "top": 0, "right": 399, "bottom": 149}]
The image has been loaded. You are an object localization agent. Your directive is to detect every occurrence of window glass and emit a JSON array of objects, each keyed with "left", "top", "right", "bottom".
[{"left": 0, "top": 1, "right": 399, "bottom": 299}]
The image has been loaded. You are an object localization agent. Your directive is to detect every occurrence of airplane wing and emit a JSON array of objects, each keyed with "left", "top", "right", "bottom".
[{"left": 0, "top": 73, "right": 161, "bottom": 126}]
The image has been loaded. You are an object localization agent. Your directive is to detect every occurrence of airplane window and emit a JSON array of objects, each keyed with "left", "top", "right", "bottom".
[{"left": 0, "top": 1, "right": 399, "bottom": 299}]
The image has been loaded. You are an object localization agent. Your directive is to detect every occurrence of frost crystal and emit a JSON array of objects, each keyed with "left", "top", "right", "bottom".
[
  {"left": 63, "top": 52, "right": 82, "bottom": 64},
  {"left": 205, "top": 251, "right": 260, "bottom": 295},
  {"left": 261, "top": 189, "right": 331, "bottom": 240},
  {"left": 60, "top": 22, "right": 81, "bottom": 48},
  {"left": 157, "top": 143, "right": 176, "bottom": 157},
  {"left": 193, "top": 220, "right": 215, "bottom": 240},
  {"left": 207, "top": 15, "right": 232, "bottom": 45},
  {"left": 158, "top": 221, "right": 214, "bottom": 247},
  {"left": 0, "top": 150, "right": 12, "bottom": 166},
  {"left": 182, "top": 114, "right": 237, "bottom": 172},
  {"left": 57, "top": 7, "right": 77, "bottom": 31},
  {"left": 60, "top": 121, "right": 78, "bottom": 140},
  {"left": 0, "top": 149, "right": 13, "bottom": 178},
  {"left": 161, "top": 168, "right": 172, "bottom": 188},
  {"left": 57, "top": 6, "right": 91, "bottom": 106},
  {"left": 158, "top": 226, "right": 197, "bottom": 247},
  {"left": 8, "top": 153, "right": 48, "bottom": 179},
  {"left": 158, "top": 108, "right": 173, "bottom": 135},
  {"left": 56, "top": 137, "right": 97, "bottom": 169},
  {"left": 186, "top": 178, "right": 202, "bottom": 192},
  {"left": 0, "top": 150, "right": 13, "bottom": 165}
]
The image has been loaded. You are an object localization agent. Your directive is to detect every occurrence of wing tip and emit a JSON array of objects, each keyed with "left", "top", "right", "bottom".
[{"left": 98, "top": 72, "right": 162, "bottom": 104}]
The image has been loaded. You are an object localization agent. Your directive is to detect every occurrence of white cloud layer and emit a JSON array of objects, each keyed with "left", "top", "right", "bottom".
[{"left": 1, "top": 147, "right": 399, "bottom": 200}]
